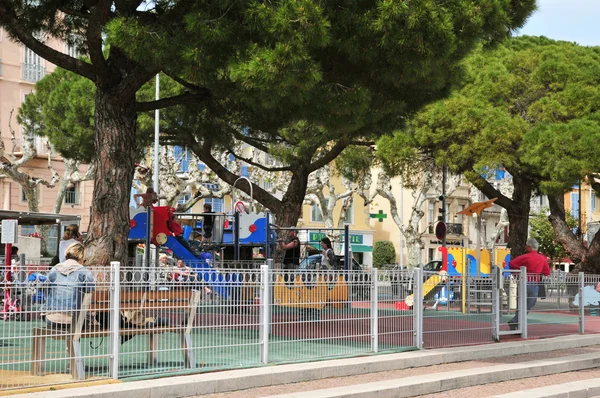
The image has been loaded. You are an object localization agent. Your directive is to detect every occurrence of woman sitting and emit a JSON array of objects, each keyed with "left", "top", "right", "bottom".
[{"left": 44, "top": 242, "right": 95, "bottom": 329}]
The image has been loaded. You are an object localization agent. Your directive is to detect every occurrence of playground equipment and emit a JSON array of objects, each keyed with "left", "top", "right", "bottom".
[
  {"left": 404, "top": 247, "right": 512, "bottom": 308},
  {"left": 271, "top": 226, "right": 358, "bottom": 309},
  {"left": 129, "top": 206, "right": 242, "bottom": 298}
]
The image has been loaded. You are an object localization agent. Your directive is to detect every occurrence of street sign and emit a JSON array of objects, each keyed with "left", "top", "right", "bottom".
[
  {"left": 234, "top": 201, "right": 246, "bottom": 213},
  {"left": 1, "top": 220, "right": 18, "bottom": 244},
  {"left": 435, "top": 221, "right": 447, "bottom": 241},
  {"left": 370, "top": 210, "right": 387, "bottom": 222}
]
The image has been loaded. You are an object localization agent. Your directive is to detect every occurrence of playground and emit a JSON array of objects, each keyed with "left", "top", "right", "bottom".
[{"left": 1, "top": 205, "right": 600, "bottom": 391}]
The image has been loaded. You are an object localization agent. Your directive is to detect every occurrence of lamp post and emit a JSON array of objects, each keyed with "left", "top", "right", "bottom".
[{"left": 153, "top": 74, "right": 160, "bottom": 194}]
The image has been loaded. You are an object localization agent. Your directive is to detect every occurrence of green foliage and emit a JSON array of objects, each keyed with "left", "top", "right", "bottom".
[
  {"left": 402, "top": 36, "right": 600, "bottom": 195},
  {"left": 530, "top": 208, "right": 578, "bottom": 261},
  {"left": 334, "top": 146, "right": 375, "bottom": 184},
  {"left": 107, "top": 0, "right": 537, "bottom": 162},
  {"left": 373, "top": 241, "right": 396, "bottom": 267},
  {"left": 18, "top": 68, "right": 95, "bottom": 162}
]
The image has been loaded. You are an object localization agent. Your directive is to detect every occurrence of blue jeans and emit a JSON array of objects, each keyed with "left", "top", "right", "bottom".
[{"left": 509, "top": 284, "right": 539, "bottom": 324}]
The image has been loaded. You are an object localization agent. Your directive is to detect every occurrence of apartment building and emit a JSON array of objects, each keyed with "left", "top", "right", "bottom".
[{"left": 0, "top": 29, "right": 94, "bottom": 253}]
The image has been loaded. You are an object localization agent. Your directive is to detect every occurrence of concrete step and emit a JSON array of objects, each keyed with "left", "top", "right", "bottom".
[
  {"left": 263, "top": 352, "right": 600, "bottom": 398},
  {"left": 492, "top": 379, "right": 600, "bottom": 398},
  {"left": 16, "top": 334, "right": 600, "bottom": 398}
]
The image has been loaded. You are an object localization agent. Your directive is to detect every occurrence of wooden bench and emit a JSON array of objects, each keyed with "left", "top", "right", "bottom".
[{"left": 31, "top": 288, "right": 201, "bottom": 380}]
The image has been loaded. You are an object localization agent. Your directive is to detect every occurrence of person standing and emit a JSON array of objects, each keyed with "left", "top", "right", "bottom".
[
  {"left": 508, "top": 238, "right": 551, "bottom": 330},
  {"left": 320, "top": 237, "right": 336, "bottom": 270},
  {"left": 58, "top": 224, "right": 82, "bottom": 263},
  {"left": 202, "top": 203, "right": 215, "bottom": 244},
  {"left": 281, "top": 230, "right": 300, "bottom": 270}
]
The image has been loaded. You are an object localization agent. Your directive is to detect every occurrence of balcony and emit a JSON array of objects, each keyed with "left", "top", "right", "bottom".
[
  {"left": 65, "top": 190, "right": 81, "bottom": 206},
  {"left": 22, "top": 63, "right": 45, "bottom": 82},
  {"left": 447, "top": 223, "right": 463, "bottom": 235}
]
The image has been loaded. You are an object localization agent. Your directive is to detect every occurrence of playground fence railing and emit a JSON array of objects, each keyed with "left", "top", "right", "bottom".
[
  {"left": 0, "top": 265, "right": 115, "bottom": 391},
  {"left": 5, "top": 262, "right": 600, "bottom": 391}
]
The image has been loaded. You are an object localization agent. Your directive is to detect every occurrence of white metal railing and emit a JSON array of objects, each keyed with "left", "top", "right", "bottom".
[
  {"left": 1, "top": 259, "right": 600, "bottom": 391},
  {"left": 64, "top": 190, "right": 80, "bottom": 205}
]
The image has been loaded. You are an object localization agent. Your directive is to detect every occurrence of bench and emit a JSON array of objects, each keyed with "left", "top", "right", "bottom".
[{"left": 31, "top": 288, "right": 201, "bottom": 380}]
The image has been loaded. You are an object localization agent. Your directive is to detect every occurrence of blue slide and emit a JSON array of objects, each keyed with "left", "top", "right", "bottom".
[{"left": 164, "top": 236, "right": 242, "bottom": 299}]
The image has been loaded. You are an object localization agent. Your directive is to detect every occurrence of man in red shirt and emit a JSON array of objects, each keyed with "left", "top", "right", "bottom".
[{"left": 508, "top": 238, "right": 551, "bottom": 330}]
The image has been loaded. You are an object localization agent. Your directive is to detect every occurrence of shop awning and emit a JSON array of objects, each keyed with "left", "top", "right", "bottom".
[{"left": 351, "top": 244, "right": 372, "bottom": 253}]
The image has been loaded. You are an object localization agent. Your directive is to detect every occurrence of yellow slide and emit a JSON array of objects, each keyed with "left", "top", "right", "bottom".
[{"left": 404, "top": 272, "right": 445, "bottom": 307}]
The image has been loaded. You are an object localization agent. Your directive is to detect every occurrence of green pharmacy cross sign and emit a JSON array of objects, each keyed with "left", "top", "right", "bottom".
[{"left": 370, "top": 210, "right": 387, "bottom": 222}]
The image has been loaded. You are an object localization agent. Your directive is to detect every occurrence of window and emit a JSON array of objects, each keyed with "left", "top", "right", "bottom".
[
  {"left": 343, "top": 201, "right": 354, "bottom": 225},
  {"left": 571, "top": 192, "right": 580, "bottom": 219},
  {"left": 47, "top": 226, "right": 58, "bottom": 256},
  {"left": 21, "top": 187, "right": 38, "bottom": 203},
  {"left": 261, "top": 178, "right": 273, "bottom": 191},
  {"left": 428, "top": 202, "right": 434, "bottom": 224},
  {"left": 65, "top": 183, "right": 79, "bottom": 205},
  {"left": 178, "top": 194, "right": 191, "bottom": 213},
  {"left": 204, "top": 198, "right": 223, "bottom": 213},
  {"left": 22, "top": 46, "right": 45, "bottom": 82},
  {"left": 592, "top": 194, "right": 596, "bottom": 213},
  {"left": 457, "top": 204, "right": 464, "bottom": 224},
  {"left": 174, "top": 146, "right": 192, "bottom": 173},
  {"left": 311, "top": 198, "right": 329, "bottom": 222},
  {"left": 428, "top": 248, "right": 435, "bottom": 261},
  {"left": 20, "top": 225, "right": 35, "bottom": 236}
]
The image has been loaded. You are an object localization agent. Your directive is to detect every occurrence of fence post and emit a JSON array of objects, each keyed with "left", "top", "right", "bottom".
[
  {"left": 259, "top": 264, "right": 270, "bottom": 364},
  {"left": 110, "top": 261, "right": 121, "bottom": 380},
  {"left": 519, "top": 267, "right": 528, "bottom": 338},
  {"left": 579, "top": 272, "right": 585, "bottom": 334},
  {"left": 492, "top": 266, "right": 500, "bottom": 341},
  {"left": 370, "top": 268, "right": 378, "bottom": 353},
  {"left": 414, "top": 266, "right": 423, "bottom": 349}
]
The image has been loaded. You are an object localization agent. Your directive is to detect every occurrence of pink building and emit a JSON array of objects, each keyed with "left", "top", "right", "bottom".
[{"left": 0, "top": 28, "right": 93, "bottom": 243}]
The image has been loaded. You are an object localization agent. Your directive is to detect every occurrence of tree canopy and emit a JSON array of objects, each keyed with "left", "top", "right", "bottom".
[
  {"left": 0, "top": 0, "right": 535, "bottom": 263},
  {"left": 529, "top": 208, "right": 577, "bottom": 263},
  {"left": 387, "top": 36, "right": 600, "bottom": 259}
]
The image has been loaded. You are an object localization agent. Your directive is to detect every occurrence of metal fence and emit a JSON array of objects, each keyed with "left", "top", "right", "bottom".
[{"left": 3, "top": 261, "right": 600, "bottom": 391}]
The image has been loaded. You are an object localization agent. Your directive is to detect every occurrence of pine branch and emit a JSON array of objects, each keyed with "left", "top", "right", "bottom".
[{"left": 134, "top": 91, "right": 211, "bottom": 111}]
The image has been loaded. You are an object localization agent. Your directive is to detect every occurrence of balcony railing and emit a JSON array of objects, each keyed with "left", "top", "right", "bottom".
[
  {"left": 65, "top": 191, "right": 80, "bottom": 205},
  {"left": 447, "top": 223, "right": 463, "bottom": 235},
  {"left": 22, "top": 63, "right": 45, "bottom": 82}
]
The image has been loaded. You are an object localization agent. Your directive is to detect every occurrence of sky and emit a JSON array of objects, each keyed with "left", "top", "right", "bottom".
[{"left": 516, "top": 0, "right": 600, "bottom": 46}]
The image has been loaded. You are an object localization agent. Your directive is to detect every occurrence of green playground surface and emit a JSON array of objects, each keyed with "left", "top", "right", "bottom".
[{"left": 0, "top": 306, "right": 583, "bottom": 385}]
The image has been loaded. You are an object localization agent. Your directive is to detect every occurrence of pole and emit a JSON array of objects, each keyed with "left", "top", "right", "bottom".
[
  {"left": 476, "top": 215, "right": 481, "bottom": 277},
  {"left": 400, "top": 177, "right": 404, "bottom": 268},
  {"left": 110, "top": 261, "right": 121, "bottom": 379},
  {"left": 441, "top": 166, "right": 447, "bottom": 249},
  {"left": 579, "top": 182, "right": 583, "bottom": 242},
  {"left": 145, "top": 206, "right": 152, "bottom": 269},
  {"left": 153, "top": 74, "right": 160, "bottom": 194}
]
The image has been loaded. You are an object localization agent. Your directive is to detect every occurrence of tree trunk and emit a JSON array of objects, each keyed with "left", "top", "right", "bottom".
[
  {"left": 506, "top": 176, "right": 532, "bottom": 258},
  {"left": 547, "top": 194, "right": 600, "bottom": 273},
  {"left": 84, "top": 89, "right": 137, "bottom": 265},
  {"left": 273, "top": 169, "right": 309, "bottom": 227}
]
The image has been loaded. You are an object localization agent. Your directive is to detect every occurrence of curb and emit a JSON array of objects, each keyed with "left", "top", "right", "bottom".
[{"left": 13, "top": 334, "right": 600, "bottom": 398}]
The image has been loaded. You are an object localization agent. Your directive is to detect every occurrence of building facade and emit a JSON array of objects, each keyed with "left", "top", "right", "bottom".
[{"left": 0, "top": 29, "right": 94, "bottom": 249}]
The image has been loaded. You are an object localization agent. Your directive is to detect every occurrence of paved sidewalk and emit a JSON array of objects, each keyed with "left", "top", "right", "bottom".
[{"left": 13, "top": 334, "right": 600, "bottom": 398}]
